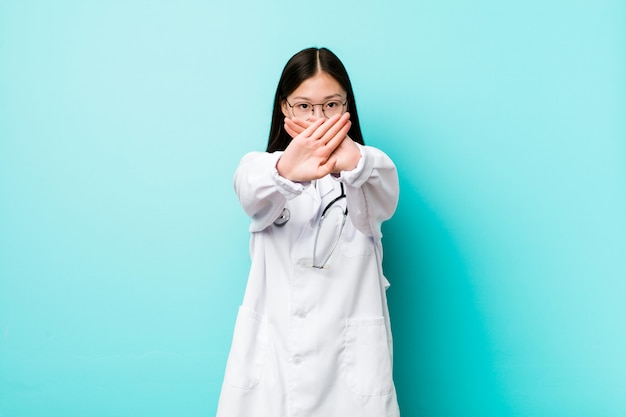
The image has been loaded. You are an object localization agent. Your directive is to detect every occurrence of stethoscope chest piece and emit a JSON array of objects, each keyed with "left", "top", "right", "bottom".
[{"left": 273, "top": 207, "right": 290, "bottom": 226}]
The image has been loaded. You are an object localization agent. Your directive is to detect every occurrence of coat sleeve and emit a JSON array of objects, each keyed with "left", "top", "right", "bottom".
[
  {"left": 234, "top": 151, "right": 310, "bottom": 232},
  {"left": 336, "top": 144, "right": 399, "bottom": 239}
]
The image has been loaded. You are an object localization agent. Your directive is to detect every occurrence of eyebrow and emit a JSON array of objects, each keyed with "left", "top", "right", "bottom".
[{"left": 292, "top": 93, "right": 344, "bottom": 101}]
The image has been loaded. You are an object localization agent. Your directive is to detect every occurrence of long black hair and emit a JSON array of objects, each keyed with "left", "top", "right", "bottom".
[{"left": 266, "top": 47, "right": 364, "bottom": 152}]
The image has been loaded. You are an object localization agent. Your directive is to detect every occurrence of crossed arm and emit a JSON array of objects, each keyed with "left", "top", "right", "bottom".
[{"left": 276, "top": 113, "right": 362, "bottom": 182}]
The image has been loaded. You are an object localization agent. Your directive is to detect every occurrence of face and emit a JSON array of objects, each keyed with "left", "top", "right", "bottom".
[{"left": 282, "top": 71, "right": 347, "bottom": 121}]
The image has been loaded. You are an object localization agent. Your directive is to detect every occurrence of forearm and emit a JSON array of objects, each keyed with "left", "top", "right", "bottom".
[
  {"left": 234, "top": 151, "right": 308, "bottom": 232},
  {"left": 336, "top": 144, "right": 399, "bottom": 238}
]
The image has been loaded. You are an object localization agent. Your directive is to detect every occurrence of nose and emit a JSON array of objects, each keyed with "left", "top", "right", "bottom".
[{"left": 312, "top": 104, "right": 325, "bottom": 119}]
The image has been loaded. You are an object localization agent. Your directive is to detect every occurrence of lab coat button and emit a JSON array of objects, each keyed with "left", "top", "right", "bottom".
[
  {"left": 294, "top": 309, "right": 307, "bottom": 318},
  {"left": 292, "top": 355, "right": 303, "bottom": 365}
]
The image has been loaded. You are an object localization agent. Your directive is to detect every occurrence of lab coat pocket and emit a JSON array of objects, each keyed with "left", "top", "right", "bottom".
[
  {"left": 343, "top": 317, "right": 393, "bottom": 396},
  {"left": 223, "top": 306, "right": 267, "bottom": 390}
]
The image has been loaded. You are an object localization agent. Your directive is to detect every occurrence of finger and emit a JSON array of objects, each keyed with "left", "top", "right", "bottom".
[
  {"left": 319, "top": 113, "right": 351, "bottom": 146},
  {"left": 308, "top": 113, "right": 344, "bottom": 141},
  {"left": 290, "top": 117, "right": 312, "bottom": 128},
  {"left": 301, "top": 117, "right": 327, "bottom": 137},
  {"left": 317, "top": 155, "right": 337, "bottom": 178},
  {"left": 323, "top": 119, "right": 352, "bottom": 153},
  {"left": 284, "top": 118, "right": 304, "bottom": 138},
  {"left": 291, "top": 117, "right": 312, "bottom": 132},
  {"left": 285, "top": 117, "right": 308, "bottom": 135},
  {"left": 324, "top": 120, "right": 352, "bottom": 153},
  {"left": 284, "top": 120, "right": 299, "bottom": 139}
]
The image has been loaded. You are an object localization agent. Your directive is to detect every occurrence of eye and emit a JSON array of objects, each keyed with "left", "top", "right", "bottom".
[
  {"left": 325, "top": 101, "right": 341, "bottom": 109},
  {"left": 295, "top": 103, "right": 311, "bottom": 110}
]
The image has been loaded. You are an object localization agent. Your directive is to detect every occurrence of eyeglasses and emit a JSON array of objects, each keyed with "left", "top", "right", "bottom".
[
  {"left": 312, "top": 183, "right": 348, "bottom": 269},
  {"left": 285, "top": 98, "right": 347, "bottom": 119}
]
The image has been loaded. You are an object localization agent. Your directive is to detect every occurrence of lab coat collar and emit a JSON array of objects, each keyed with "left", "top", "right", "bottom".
[{"left": 315, "top": 176, "right": 338, "bottom": 200}]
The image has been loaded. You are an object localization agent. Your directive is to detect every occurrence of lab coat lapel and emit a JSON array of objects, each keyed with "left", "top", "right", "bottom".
[
  {"left": 301, "top": 177, "right": 336, "bottom": 224},
  {"left": 316, "top": 176, "right": 336, "bottom": 202}
]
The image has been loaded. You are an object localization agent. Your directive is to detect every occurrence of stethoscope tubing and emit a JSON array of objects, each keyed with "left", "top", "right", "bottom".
[{"left": 272, "top": 182, "right": 348, "bottom": 268}]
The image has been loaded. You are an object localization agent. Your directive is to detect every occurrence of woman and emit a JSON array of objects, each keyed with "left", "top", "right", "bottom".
[{"left": 217, "top": 47, "right": 400, "bottom": 417}]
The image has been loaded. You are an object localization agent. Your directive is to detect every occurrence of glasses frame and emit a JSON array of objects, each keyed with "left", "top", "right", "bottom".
[{"left": 285, "top": 98, "right": 348, "bottom": 119}]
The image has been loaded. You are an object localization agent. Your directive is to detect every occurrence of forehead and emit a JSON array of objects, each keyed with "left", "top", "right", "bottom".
[{"left": 289, "top": 72, "right": 346, "bottom": 101}]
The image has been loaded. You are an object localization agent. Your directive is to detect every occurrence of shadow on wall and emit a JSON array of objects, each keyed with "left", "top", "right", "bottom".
[{"left": 382, "top": 175, "right": 514, "bottom": 416}]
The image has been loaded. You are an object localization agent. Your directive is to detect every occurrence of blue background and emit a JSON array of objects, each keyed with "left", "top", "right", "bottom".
[{"left": 1, "top": 1, "right": 625, "bottom": 416}]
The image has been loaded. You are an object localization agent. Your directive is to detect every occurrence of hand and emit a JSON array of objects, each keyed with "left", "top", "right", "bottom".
[
  {"left": 277, "top": 113, "right": 351, "bottom": 182},
  {"left": 284, "top": 114, "right": 361, "bottom": 174}
]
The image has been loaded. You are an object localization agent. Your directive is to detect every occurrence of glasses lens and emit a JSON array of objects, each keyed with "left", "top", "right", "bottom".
[
  {"left": 292, "top": 102, "right": 310, "bottom": 119},
  {"left": 323, "top": 101, "right": 343, "bottom": 117}
]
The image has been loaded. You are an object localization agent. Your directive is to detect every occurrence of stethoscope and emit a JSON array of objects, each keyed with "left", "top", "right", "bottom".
[{"left": 273, "top": 182, "right": 348, "bottom": 269}]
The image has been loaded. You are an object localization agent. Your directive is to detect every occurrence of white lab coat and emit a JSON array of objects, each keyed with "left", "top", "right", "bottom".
[{"left": 217, "top": 143, "right": 400, "bottom": 417}]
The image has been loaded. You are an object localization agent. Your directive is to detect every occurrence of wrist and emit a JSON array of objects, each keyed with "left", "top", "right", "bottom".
[{"left": 276, "top": 157, "right": 290, "bottom": 179}]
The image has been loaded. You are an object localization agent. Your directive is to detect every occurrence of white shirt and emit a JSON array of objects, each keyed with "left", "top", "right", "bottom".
[{"left": 217, "top": 144, "right": 401, "bottom": 417}]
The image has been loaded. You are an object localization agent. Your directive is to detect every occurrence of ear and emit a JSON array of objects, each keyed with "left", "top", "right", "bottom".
[{"left": 281, "top": 99, "right": 290, "bottom": 118}]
